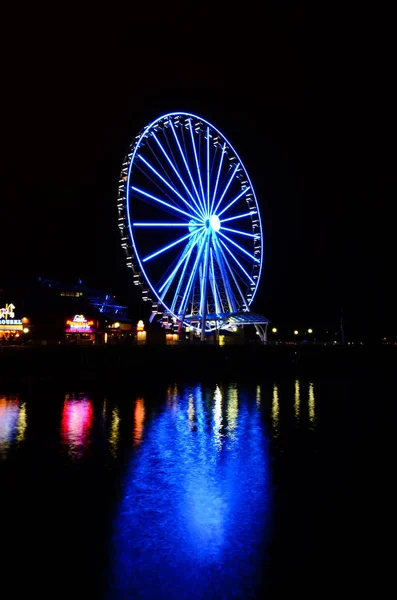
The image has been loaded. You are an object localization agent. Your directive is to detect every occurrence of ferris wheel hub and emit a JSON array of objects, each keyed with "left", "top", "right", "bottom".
[{"left": 209, "top": 214, "right": 221, "bottom": 232}]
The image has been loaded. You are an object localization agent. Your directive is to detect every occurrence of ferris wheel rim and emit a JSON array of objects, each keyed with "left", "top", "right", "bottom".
[{"left": 123, "top": 111, "right": 263, "bottom": 330}]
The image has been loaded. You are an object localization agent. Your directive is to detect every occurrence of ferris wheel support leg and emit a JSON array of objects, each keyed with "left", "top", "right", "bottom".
[
  {"left": 200, "top": 236, "right": 211, "bottom": 341},
  {"left": 255, "top": 323, "right": 268, "bottom": 344}
]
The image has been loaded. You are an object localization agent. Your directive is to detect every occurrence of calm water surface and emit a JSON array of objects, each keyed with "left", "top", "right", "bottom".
[{"left": 0, "top": 377, "right": 395, "bottom": 598}]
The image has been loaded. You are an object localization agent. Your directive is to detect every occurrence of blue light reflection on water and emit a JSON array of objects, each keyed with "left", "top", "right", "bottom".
[{"left": 108, "top": 383, "right": 272, "bottom": 599}]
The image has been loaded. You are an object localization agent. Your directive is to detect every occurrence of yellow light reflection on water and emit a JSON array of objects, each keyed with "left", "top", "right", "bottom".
[
  {"left": 109, "top": 407, "right": 120, "bottom": 457},
  {"left": 213, "top": 385, "right": 223, "bottom": 450},
  {"left": 167, "top": 385, "right": 179, "bottom": 413},
  {"left": 272, "top": 384, "right": 279, "bottom": 432},
  {"left": 226, "top": 384, "right": 238, "bottom": 439},
  {"left": 294, "top": 379, "right": 300, "bottom": 419},
  {"left": 256, "top": 385, "right": 261, "bottom": 408},
  {"left": 308, "top": 382, "right": 316, "bottom": 425},
  {"left": 16, "top": 403, "right": 27, "bottom": 443}
]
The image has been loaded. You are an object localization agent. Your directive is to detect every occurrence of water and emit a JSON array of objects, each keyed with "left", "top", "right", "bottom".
[{"left": 0, "top": 377, "right": 395, "bottom": 598}]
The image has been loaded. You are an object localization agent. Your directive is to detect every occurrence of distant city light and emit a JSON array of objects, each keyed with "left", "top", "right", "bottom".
[
  {"left": 114, "top": 322, "right": 121, "bottom": 328},
  {"left": 294, "top": 330, "right": 299, "bottom": 335},
  {"left": 272, "top": 327, "right": 277, "bottom": 333},
  {"left": 308, "top": 328, "right": 313, "bottom": 334}
]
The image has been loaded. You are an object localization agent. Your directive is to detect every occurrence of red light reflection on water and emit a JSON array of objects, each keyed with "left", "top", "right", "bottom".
[
  {"left": 61, "top": 396, "right": 93, "bottom": 458},
  {"left": 133, "top": 398, "right": 145, "bottom": 446}
]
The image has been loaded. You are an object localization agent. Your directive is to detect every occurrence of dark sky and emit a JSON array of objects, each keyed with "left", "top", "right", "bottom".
[{"left": 1, "top": 8, "right": 393, "bottom": 339}]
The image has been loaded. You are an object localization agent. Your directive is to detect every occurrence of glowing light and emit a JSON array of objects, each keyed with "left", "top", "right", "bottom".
[
  {"left": 124, "top": 112, "right": 264, "bottom": 330},
  {"left": 168, "top": 119, "right": 203, "bottom": 209},
  {"left": 221, "top": 225, "right": 258, "bottom": 238},
  {"left": 227, "top": 384, "right": 239, "bottom": 438},
  {"left": 220, "top": 211, "right": 256, "bottom": 224},
  {"left": 142, "top": 228, "right": 201, "bottom": 263},
  {"left": 213, "top": 386, "right": 223, "bottom": 450},
  {"left": 0, "top": 397, "right": 22, "bottom": 454},
  {"left": 188, "top": 119, "right": 206, "bottom": 208},
  {"left": 272, "top": 384, "right": 279, "bottom": 433},
  {"left": 308, "top": 382, "right": 316, "bottom": 425},
  {"left": 218, "top": 231, "right": 260, "bottom": 264},
  {"left": 23, "top": 327, "right": 29, "bottom": 334},
  {"left": 217, "top": 186, "right": 252, "bottom": 217},
  {"left": 66, "top": 315, "right": 94, "bottom": 333},
  {"left": 0, "top": 303, "right": 15, "bottom": 319},
  {"left": 133, "top": 398, "right": 145, "bottom": 446},
  {"left": 209, "top": 214, "right": 220, "bottom": 232},
  {"left": 256, "top": 385, "right": 261, "bottom": 408},
  {"left": 308, "top": 328, "right": 313, "bottom": 334},
  {"left": 137, "top": 320, "right": 144, "bottom": 332},
  {"left": 294, "top": 379, "right": 300, "bottom": 419},
  {"left": 0, "top": 303, "right": 23, "bottom": 330},
  {"left": 109, "top": 407, "right": 120, "bottom": 458},
  {"left": 294, "top": 330, "right": 299, "bottom": 335},
  {"left": 210, "top": 143, "right": 226, "bottom": 214},
  {"left": 133, "top": 222, "right": 189, "bottom": 227},
  {"left": 16, "top": 403, "right": 27, "bottom": 443},
  {"left": 138, "top": 154, "right": 203, "bottom": 219},
  {"left": 151, "top": 131, "right": 204, "bottom": 216},
  {"left": 213, "top": 163, "right": 240, "bottom": 214},
  {"left": 272, "top": 328, "right": 277, "bottom": 333},
  {"left": 219, "top": 239, "right": 255, "bottom": 285},
  {"left": 114, "top": 322, "right": 120, "bottom": 328},
  {"left": 61, "top": 395, "right": 93, "bottom": 459},
  {"left": 159, "top": 229, "right": 205, "bottom": 296},
  {"left": 131, "top": 186, "right": 201, "bottom": 222}
]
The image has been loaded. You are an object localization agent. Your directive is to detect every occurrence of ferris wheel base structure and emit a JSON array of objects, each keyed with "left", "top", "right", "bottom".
[{"left": 117, "top": 112, "right": 268, "bottom": 342}]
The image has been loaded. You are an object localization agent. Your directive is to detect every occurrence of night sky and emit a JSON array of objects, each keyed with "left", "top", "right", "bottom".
[{"left": 1, "top": 9, "right": 393, "bottom": 340}]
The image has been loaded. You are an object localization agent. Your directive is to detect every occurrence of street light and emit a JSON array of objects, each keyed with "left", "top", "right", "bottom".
[
  {"left": 308, "top": 328, "right": 313, "bottom": 334},
  {"left": 272, "top": 327, "right": 277, "bottom": 333},
  {"left": 23, "top": 327, "right": 30, "bottom": 334},
  {"left": 294, "top": 330, "right": 299, "bottom": 335}
]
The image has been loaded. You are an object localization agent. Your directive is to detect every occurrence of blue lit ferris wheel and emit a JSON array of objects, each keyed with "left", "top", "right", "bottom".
[{"left": 118, "top": 112, "right": 267, "bottom": 340}]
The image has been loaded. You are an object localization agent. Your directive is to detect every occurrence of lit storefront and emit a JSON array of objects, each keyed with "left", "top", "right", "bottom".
[
  {"left": 65, "top": 314, "right": 96, "bottom": 344},
  {"left": 0, "top": 303, "right": 28, "bottom": 341}
]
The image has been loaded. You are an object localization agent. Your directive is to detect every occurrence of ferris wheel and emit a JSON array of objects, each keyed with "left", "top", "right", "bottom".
[{"left": 117, "top": 112, "right": 266, "bottom": 339}]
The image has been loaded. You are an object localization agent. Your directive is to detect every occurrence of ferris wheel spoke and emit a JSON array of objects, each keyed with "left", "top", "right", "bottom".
[
  {"left": 218, "top": 241, "right": 249, "bottom": 310},
  {"left": 220, "top": 211, "right": 256, "bottom": 224},
  {"left": 217, "top": 231, "right": 260, "bottom": 264},
  {"left": 219, "top": 238, "right": 255, "bottom": 285},
  {"left": 170, "top": 229, "right": 206, "bottom": 314},
  {"left": 209, "top": 143, "right": 226, "bottom": 216},
  {"left": 169, "top": 120, "right": 204, "bottom": 213},
  {"left": 199, "top": 233, "right": 211, "bottom": 317},
  {"left": 209, "top": 247, "right": 222, "bottom": 315},
  {"left": 206, "top": 127, "right": 211, "bottom": 216},
  {"left": 213, "top": 163, "right": 240, "bottom": 215},
  {"left": 160, "top": 231, "right": 204, "bottom": 302},
  {"left": 221, "top": 225, "right": 260, "bottom": 239},
  {"left": 217, "top": 186, "right": 251, "bottom": 218},
  {"left": 142, "top": 228, "right": 203, "bottom": 263},
  {"left": 178, "top": 230, "right": 209, "bottom": 316},
  {"left": 130, "top": 186, "right": 201, "bottom": 222},
  {"left": 212, "top": 235, "right": 237, "bottom": 313},
  {"left": 188, "top": 120, "right": 206, "bottom": 211},
  {"left": 137, "top": 155, "right": 203, "bottom": 220},
  {"left": 152, "top": 132, "right": 205, "bottom": 218},
  {"left": 133, "top": 222, "right": 190, "bottom": 227}
]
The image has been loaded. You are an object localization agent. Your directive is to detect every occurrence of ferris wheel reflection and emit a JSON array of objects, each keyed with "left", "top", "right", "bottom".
[{"left": 110, "top": 382, "right": 271, "bottom": 599}]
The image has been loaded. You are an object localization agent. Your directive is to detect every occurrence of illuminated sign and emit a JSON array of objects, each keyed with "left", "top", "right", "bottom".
[
  {"left": 137, "top": 320, "right": 144, "bottom": 332},
  {"left": 0, "top": 303, "right": 23, "bottom": 330},
  {"left": 66, "top": 315, "right": 95, "bottom": 333}
]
